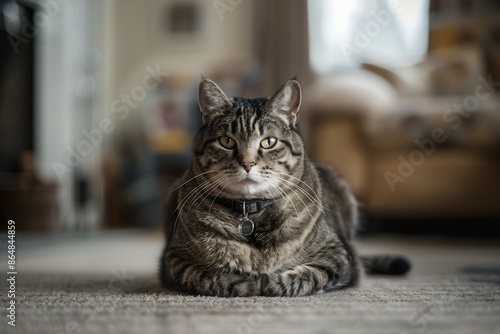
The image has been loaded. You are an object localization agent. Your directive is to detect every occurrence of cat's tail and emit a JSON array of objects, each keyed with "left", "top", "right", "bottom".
[{"left": 360, "top": 255, "right": 412, "bottom": 275}]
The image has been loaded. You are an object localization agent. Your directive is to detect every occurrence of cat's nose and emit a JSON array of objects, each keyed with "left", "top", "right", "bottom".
[{"left": 240, "top": 161, "right": 256, "bottom": 173}]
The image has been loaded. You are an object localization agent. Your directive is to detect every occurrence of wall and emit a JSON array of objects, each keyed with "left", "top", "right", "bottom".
[{"left": 110, "top": 0, "right": 254, "bottom": 96}]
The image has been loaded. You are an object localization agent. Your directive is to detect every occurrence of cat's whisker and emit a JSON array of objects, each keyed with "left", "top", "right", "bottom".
[
  {"left": 267, "top": 177, "right": 300, "bottom": 218},
  {"left": 172, "top": 174, "right": 227, "bottom": 225},
  {"left": 274, "top": 178, "right": 315, "bottom": 222},
  {"left": 272, "top": 175, "right": 322, "bottom": 204},
  {"left": 276, "top": 179, "right": 321, "bottom": 236},
  {"left": 170, "top": 170, "right": 217, "bottom": 193},
  {"left": 280, "top": 174, "right": 332, "bottom": 212},
  {"left": 279, "top": 176, "right": 333, "bottom": 214},
  {"left": 176, "top": 176, "right": 218, "bottom": 210},
  {"left": 189, "top": 174, "right": 230, "bottom": 210},
  {"left": 208, "top": 177, "right": 235, "bottom": 214},
  {"left": 170, "top": 184, "right": 211, "bottom": 230},
  {"left": 193, "top": 175, "right": 232, "bottom": 211},
  {"left": 279, "top": 174, "right": 322, "bottom": 199},
  {"left": 167, "top": 177, "right": 214, "bottom": 224},
  {"left": 272, "top": 175, "right": 328, "bottom": 214}
]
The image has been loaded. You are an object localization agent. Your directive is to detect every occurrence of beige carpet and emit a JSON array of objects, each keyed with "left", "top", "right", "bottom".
[{"left": 1, "top": 231, "right": 500, "bottom": 334}]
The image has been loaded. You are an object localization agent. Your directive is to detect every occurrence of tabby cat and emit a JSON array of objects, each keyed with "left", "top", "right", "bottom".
[{"left": 160, "top": 78, "right": 408, "bottom": 297}]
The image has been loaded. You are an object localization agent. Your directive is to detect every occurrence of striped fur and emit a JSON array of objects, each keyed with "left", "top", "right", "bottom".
[{"left": 159, "top": 79, "right": 361, "bottom": 297}]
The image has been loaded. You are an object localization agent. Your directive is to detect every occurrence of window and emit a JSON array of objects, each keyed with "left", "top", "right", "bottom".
[{"left": 308, "top": 0, "right": 429, "bottom": 73}]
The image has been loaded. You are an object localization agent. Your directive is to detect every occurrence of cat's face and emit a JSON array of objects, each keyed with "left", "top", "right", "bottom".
[{"left": 192, "top": 79, "right": 304, "bottom": 199}]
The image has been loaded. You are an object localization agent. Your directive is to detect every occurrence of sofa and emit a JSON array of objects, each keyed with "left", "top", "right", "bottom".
[{"left": 306, "top": 61, "right": 500, "bottom": 219}]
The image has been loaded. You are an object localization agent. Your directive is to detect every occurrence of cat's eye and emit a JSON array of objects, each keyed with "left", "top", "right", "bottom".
[
  {"left": 260, "top": 137, "right": 277, "bottom": 149},
  {"left": 219, "top": 136, "right": 236, "bottom": 149}
]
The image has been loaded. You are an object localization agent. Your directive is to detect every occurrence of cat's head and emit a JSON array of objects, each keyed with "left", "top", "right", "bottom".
[{"left": 192, "top": 78, "right": 305, "bottom": 199}]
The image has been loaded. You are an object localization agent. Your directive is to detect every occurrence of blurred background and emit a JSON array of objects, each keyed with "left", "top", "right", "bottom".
[{"left": 1, "top": 0, "right": 500, "bottom": 236}]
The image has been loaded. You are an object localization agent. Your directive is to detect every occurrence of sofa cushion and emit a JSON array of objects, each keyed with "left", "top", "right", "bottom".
[{"left": 365, "top": 96, "right": 500, "bottom": 151}]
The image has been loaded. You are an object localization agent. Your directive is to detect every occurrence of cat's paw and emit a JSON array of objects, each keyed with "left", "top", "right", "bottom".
[{"left": 262, "top": 267, "right": 318, "bottom": 297}]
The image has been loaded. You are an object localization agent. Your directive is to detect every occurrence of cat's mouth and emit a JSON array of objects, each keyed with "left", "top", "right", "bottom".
[
  {"left": 238, "top": 177, "right": 259, "bottom": 184},
  {"left": 236, "top": 172, "right": 260, "bottom": 183},
  {"left": 224, "top": 173, "right": 271, "bottom": 198}
]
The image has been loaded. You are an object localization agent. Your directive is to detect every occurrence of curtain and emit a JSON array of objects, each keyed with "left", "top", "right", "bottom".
[{"left": 252, "top": 0, "right": 312, "bottom": 96}]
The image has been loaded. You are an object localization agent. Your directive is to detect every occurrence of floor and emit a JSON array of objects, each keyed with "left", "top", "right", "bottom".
[{"left": 1, "top": 230, "right": 500, "bottom": 334}]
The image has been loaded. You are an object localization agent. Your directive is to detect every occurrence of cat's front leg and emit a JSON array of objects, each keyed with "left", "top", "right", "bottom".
[
  {"left": 262, "top": 251, "right": 359, "bottom": 297},
  {"left": 261, "top": 265, "right": 330, "bottom": 297},
  {"left": 165, "top": 251, "right": 262, "bottom": 297}
]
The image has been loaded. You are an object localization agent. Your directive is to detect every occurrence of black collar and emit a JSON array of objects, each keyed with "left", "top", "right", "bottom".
[{"left": 211, "top": 197, "right": 277, "bottom": 215}]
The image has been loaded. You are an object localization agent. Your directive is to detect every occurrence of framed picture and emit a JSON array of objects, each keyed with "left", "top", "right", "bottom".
[{"left": 152, "top": 0, "right": 206, "bottom": 44}]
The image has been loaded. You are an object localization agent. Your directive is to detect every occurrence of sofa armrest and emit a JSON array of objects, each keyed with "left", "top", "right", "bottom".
[
  {"left": 309, "top": 113, "right": 369, "bottom": 200},
  {"left": 305, "top": 73, "right": 399, "bottom": 200}
]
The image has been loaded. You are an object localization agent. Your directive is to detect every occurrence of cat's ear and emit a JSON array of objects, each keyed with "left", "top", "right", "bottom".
[
  {"left": 266, "top": 79, "right": 302, "bottom": 126},
  {"left": 198, "top": 79, "right": 232, "bottom": 125}
]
